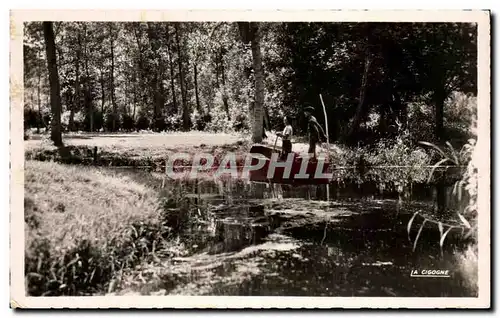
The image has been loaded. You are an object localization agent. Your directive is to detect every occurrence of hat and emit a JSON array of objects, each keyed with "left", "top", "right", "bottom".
[{"left": 303, "top": 106, "right": 315, "bottom": 113}]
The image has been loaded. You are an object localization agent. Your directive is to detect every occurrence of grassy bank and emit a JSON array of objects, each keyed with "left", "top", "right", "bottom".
[
  {"left": 25, "top": 132, "right": 252, "bottom": 170},
  {"left": 24, "top": 161, "right": 176, "bottom": 296}
]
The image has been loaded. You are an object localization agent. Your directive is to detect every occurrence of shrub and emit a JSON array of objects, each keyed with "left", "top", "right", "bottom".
[
  {"left": 136, "top": 114, "right": 150, "bottom": 131},
  {"left": 24, "top": 108, "right": 40, "bottom": 130},
  {"left": 329, "top": 133, "right": 431, "bottom": 192},
  {"left": 152, "top": 117, "right": 167, "bottom": 132},
  {"left": 83, "top": 110, "right": 104, "bottom": 132},
  {"left": 190, "top": 110, "right": 211, "bottom": 131},
  {"left": 165, "top": 113, "right": 183, "bottom": 131},
  {"left": 232, "top": 112, "right": 250, "bottom": 132},
  {"left": 122, "top": 114, "right": 135, "bottom": 132},
  {"left": 444, "top": 91, "right": 477, "bottom": 141},
  {"left": 104, "top": 113, "right": 121, "bottom": 132},
  {"left": 204, "top": 110, "right": 233, "bottom": 133},
  {"left": 367, "top": 136, "right": 431, "bottom": 193}
]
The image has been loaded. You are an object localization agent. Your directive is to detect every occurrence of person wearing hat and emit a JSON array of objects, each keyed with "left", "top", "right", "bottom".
[{"left": 304, "top": 106, "right": 327, "bottom": 158}]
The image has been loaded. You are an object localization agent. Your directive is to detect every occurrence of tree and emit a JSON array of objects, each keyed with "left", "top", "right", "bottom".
[
  {"left": 409, "top": 23, "right": 477, "bottom": 213},
  {"left": 26, "top": 21, "right": 475, "bottom": 154},
  {"left": 108, "top": 23, "right": 118, "bottom": 131},
  {"left": 42, "top": 21, "right": 63, "bottom": 146},
  {"left": 348, "top": 48, "right": 372, "bottom": 139},
  {"left": 175, "top": 23, "right": 191, "bottom": 131},
  {"left": 145, "top": 22, "right": 166, "bottom": 131},
  {"left": 24, "top": 22, "right": 48, "bottom": 132},
  {"left": 238, "top": 22, "right": 265, "bottom": 143},
  {"left": 411, "top": 23, "right": 477, "bottom": 142}
]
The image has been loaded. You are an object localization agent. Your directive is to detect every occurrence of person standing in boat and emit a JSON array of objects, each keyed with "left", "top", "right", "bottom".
[
  {"left": 276, "top": 115, "right": 293, "bottom": 159},
  {"left": 304, "top": 106, "right": 327, "bottom": 158}
]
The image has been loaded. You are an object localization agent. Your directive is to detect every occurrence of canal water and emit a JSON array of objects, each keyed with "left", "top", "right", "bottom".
[{"left": 110, "top": 168, "right": 477, "bottom": 297}]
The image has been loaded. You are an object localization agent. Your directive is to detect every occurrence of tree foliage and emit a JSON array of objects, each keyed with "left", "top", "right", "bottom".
[{"left": 25, "top": 22, "right": 477, "bottom": 148}]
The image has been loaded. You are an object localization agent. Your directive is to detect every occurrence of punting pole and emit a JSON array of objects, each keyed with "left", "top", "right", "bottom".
[{"left": 319, "top": 93, "right": 330, "bottom": 201}]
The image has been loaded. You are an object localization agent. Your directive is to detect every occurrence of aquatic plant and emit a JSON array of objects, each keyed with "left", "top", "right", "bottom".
[{"left": 407, "top": 139, "right": 477, "bottom": 254}]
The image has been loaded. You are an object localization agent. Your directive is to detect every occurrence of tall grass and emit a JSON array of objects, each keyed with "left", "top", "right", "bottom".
[{"left": 24, "top": 161, "right": 175, "bottom": 296}]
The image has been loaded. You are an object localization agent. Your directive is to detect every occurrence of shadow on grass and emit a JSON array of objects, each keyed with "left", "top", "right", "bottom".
[
  {"left": 63, "top": 134, "right": 143, "bottom": 139},
  {"left": 29, "top": 132, "right": 148, "bottom": 141}
]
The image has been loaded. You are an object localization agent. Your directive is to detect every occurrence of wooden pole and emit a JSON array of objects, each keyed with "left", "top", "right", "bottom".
[{"left": 319, "top": 94, "right": 330, "bottom": 201}]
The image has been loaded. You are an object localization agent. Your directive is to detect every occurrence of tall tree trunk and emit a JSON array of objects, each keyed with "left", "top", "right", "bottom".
[
  {"left": 250, "top": 22, "right": 264, "bottom": 143},
  {"left": 133, "top": 26, "right": 148, "bottom": 116},
  {"left": 194, "top": 63, "right": 201, "bottom": 113},
  {"left": 125, "top": 76, "right": 129, "bottom": 117},
  {"left": 220, "top": 47, "right": 230, "bottom": 119},
  {"left": 100, "top": 70, "right": 105, "bottom": 114},
  {"left": 146, "top": 23, "right": 165, "bottom": 132},
  {"left": 42, "top": 21, "right": 63, "bottom": 146},
  {"left": 109, "top": 25, "right": 117, "bottom": 132},
  {"left": 85, "top": 63, "right": 92, "bottom": 132},
  {"left": 71, "top": 32, "right": 81, "bottom": 132},
  {"left": 70, "top": 63, "right": 77, "bottom": 132},
  {"left": 167, "top": 45, "right": 177, "bottom": 114},
  {"left": 175, "top": 23, "right": 190, "bottom": 131},
  {"left": 165, "top": 27, "right": 178, "bottom": 115},
  {"left": 83, "top": 25, "right": 93, "bottom": 132},
  {"left": 132, "top": 95, "right": 137, "bottom": 121},
  {"left": 214, "top": 52, "right": 220, "bottom": 87},
  {"left": 349, "top": 50, "right": 372, "bottom": 139},
  {"left": 37, "top": 70, "right": 41, "bottom": 134},
  {"left": 263, "top": 106, "right": 270, "bottom": 133}
]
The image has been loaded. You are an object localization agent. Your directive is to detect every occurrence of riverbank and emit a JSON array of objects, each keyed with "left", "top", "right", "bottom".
[
  {"left": 24, "top": 160, "right": 179, "bottom": 296},
  {"left": 25, "top": 132, "right": 252, "bottom": 168}
]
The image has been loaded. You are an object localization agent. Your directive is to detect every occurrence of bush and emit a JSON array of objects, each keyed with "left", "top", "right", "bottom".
[
  {"left": 153, "top": 117, "right": 167, "bottom": 132},
  {"left": 122, "top": 114, "right": 135, "bottom": 132},
  {"left": 329, "top": 134, "right": 431, "bottom": 192},
  {"left": 233, "top": 113, "right": 249, "bottom": 132},
  {"left": 83, "top": 110, "right": 104, "bottom": 132},
  {"left": 24, "top": 108, "right": 40, "bottom": 130},
  {"left": 190, "top": 110, "right": 211, "bottom": 131},
  {"left": 104, "top": 113, "right": 121, "bottom": 132},
  {"left": 444, "top": 91, "right": 477, "bottom": 141},
  {"left": 407, "top": 101, "right": 435, "bottom": 144},
  {"left": 165, "top": 113, "right": 183, "bottom": 131},
  {"left": 136, "top": 114, "right": 150, "bottom": 131},
  {"left": 204, "top": 110, "right": 233, "bottom": 133},
  {"left": 24, "top": 108, "right": 50, "bottom": 131},
  {"left": 366, "top": 136, "right": 431, "bottom": 192}
]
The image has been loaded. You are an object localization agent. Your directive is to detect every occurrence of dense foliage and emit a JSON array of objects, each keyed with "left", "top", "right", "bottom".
[{"left": 24, "top": 22, "right": 477, "bottom": 146}]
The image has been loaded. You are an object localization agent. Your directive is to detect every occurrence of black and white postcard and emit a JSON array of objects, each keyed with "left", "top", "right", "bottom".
[{"left": 10, "top": 9, "right": 491, "bottom": 309}]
